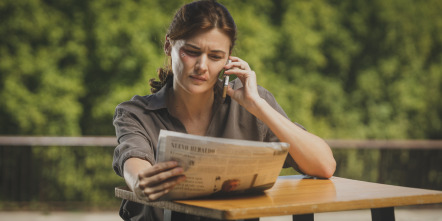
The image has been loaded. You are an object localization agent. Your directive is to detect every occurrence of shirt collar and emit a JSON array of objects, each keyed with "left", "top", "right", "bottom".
[{"left": 144, "top": 82, "right": 169, "bottom": 110}]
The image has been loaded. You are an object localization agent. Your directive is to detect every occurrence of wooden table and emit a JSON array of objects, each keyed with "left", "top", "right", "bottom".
[{"left": 115, "top": 175, "right": 442, "bottom": 221}]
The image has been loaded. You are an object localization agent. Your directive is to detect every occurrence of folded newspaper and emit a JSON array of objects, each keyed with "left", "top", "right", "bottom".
[{"left": 156, "top": 130, "right": 290, "bottom": 200}]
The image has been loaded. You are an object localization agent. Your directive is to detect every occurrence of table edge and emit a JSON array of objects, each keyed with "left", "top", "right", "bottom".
[{"left": 115, "top": 186, "right": 226, "bottom": 219}]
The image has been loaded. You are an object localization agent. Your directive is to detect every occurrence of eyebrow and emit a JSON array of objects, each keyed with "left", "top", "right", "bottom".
[{"left": 184, "top": 43, "right": 227, "bottom": 55}]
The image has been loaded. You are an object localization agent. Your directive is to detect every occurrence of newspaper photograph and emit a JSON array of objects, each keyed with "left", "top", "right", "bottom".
[{"left": 156, "top": 130, "right": 290, "bottom": 200}]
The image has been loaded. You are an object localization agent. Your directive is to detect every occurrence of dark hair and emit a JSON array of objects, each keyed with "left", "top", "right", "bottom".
[{"left": 149, "top": 0, "right": 237, "bottom": 93}]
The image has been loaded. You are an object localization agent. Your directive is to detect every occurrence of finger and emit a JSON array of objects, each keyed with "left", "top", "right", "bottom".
[
  {"left": 134, "top": 173, "right": 185, "bottom": 201},
  {"left": 143, "top": 175, "right": 186, "bottom": 196},
  {"left": 226, "top": 61, "right": 250, "bottom": 71},
  {"left": 146, "top": 189, "right": 169, "bottom": 201},
  {"left": 139, "top": 161, "right": 179, "bottom": 178},
  {"left": 226, "top": 85, "right": 239, "bottom": 98},
  {"left": 227, "top": 70, "right": 258, "bottom": 93},
  {"left": 225, "top": 69, "right": 254, "bottom": 78},
  {"left": 139, "top": 166, "right": 184, "bottom": 188},
  {"left": 228, "top": 56, "right": 242, "bottom": 62},
  {"left": 227, "top": 56, "right": 250, "bottom": 70}
]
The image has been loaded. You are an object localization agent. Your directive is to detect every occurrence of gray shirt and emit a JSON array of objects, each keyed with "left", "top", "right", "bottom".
[{"left": 112, "top": 78, "right": 302, "bottom": 220}]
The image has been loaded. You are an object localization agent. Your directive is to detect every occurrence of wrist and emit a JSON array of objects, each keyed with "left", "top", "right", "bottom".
[{"left": 246, "top": 97, "right": 269, "bottom": 117}]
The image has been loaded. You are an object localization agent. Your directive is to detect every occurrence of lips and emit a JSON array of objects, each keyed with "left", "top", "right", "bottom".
[{"left": 190, "top": 74, "right": 208, "bottom": 82}]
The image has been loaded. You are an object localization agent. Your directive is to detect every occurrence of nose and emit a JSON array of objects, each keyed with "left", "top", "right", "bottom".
[{"left": 195, "top": 54, "right": 208, "bottom": 75}]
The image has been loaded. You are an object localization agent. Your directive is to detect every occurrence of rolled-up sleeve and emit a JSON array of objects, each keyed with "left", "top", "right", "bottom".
[{"left": 112, "top": 107, "right": 155, "bottom": 177}]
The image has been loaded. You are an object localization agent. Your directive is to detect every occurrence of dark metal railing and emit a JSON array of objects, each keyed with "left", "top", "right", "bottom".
[
  {"left": 1, "top": 136, "right": 442, "bottom": 149},
  {"left": 0, "top": 136, "right": 441, "bottom": 207}
]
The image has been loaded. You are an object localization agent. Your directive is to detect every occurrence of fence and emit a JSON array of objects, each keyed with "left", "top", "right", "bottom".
[
  {"left": 1, "top": 136, "right": 442, "bottom": 149},
  {"left": 0, "top": 136, "right": 441, "bottom": 210}
]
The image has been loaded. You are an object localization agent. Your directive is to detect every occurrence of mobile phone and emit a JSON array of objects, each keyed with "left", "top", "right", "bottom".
[{"left": 222, "top": 60, "right": 231, "bottom": 99}]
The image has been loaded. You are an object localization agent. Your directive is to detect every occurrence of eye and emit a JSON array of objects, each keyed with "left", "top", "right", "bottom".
[
  {"left": 210, "top": 54, "right": 223, "bottom": 60},
  {"left": 184, "top": 49, "right": 199, "bottom": 56}
]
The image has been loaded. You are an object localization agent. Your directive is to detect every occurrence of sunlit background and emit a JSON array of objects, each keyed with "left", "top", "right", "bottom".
[{"left": 1, "top": 0, "right": 441, "bottom": 219}]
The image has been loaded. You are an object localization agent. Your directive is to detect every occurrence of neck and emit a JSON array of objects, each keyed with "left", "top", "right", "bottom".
[{"left": 167, "top": 87, "right": 214, "bottom": 122}]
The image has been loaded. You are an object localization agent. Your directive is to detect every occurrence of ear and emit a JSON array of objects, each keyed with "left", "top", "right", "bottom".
[{"left": 164, "top": 35, "right": 172, "bottom": 56}]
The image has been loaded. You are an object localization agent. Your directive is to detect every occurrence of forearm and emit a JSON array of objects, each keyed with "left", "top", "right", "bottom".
[
  {"left": 123, "top": 158, "right": 152, "bottom": 191},
  {"left": 224, "top": 56, "right": 335, "bottom": 178},
  {"left": 249, "top": 98, "right": 336, "bottom": 178}
]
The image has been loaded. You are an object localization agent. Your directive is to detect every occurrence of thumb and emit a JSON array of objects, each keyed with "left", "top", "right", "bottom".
[
  {"left": 226, "top": 85, "right": 235, "bottom": 98},
  {"left": 226, "top": 86, "right": 244, "bottom": 103}
]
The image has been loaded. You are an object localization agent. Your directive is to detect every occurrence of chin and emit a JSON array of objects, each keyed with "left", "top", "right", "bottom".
[
  {"left": 176, "top": 79, "right": 216, "bottom": 95},
  {"left": 187, "top": 87, "right": 210, "bottom": 95}
]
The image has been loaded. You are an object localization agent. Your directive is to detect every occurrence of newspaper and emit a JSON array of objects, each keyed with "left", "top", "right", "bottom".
[{"left": 156, "top": 130, "right": 290, "bottom": 200}]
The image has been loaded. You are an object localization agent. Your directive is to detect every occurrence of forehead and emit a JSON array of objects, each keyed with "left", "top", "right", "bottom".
[{"left": 182, "top": 28, "right": 231, "bottom": 52}]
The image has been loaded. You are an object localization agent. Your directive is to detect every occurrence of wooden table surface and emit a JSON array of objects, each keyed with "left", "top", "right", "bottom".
[{"left": 115, "top": 175, "right": 442, "bottom": 220}]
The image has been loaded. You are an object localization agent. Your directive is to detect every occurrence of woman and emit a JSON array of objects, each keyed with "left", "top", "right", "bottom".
[{"left": 112, "top": 1, "right": 336, "bottom": 220}]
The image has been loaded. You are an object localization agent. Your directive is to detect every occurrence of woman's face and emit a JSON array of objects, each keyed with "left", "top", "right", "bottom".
[{"left": 168, "top": 28, "right": 230, "bottom": 96}]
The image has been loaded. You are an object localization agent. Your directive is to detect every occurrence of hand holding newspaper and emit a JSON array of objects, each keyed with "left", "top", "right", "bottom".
[{"left": 156, "top": 130, "right": 290, "bottom": 200}]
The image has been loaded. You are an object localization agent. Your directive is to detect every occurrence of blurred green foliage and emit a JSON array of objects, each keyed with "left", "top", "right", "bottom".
[{"left": 1, "top": 0, "right": 441, "bottom": 206}]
